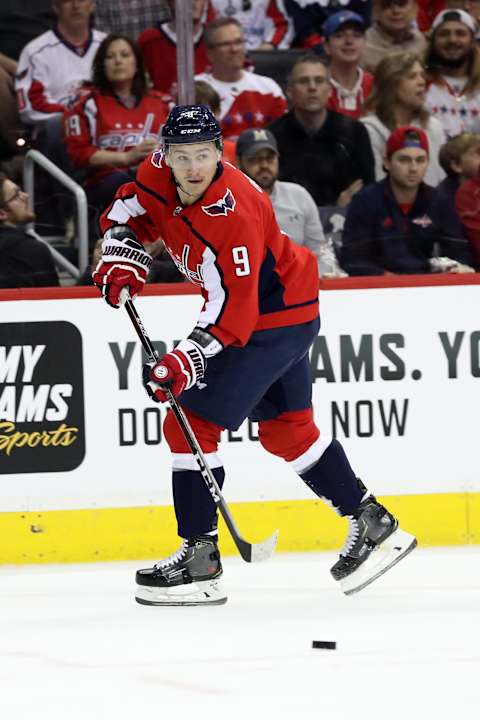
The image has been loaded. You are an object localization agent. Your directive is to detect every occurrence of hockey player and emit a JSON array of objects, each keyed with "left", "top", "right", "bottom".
[{"left": 93, "top": 105, "right": 417, "bottom": 606}]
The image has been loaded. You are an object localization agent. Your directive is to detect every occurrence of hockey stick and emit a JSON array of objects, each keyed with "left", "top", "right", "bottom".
[{"left": 124, "top": 297, "right": 279, "bottom": 563}]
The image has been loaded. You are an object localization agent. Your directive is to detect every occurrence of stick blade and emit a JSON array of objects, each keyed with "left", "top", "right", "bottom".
[{"left": 237, "top": 529, "right": 279, "bottom": 563}]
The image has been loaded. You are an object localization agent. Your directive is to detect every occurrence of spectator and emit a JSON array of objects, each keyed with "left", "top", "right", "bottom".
[
  {"left": 341, "top": 126, "right": 474, "bottom": 275},
  {"left": 64, "top": 34, "right": 169, "bottom": 220},
  {"left": 15, "top": 0, "right": 105, "bottom": 132},
  {"left": 138, "top": 0, "right": 214, "bottom": 97},
  {"left": 425, "top": 9, "right": 480, "bottom": 138},
  {"left": 210, "top": 0, "right": 293, "bottom": 50},
  {"left": 286, "top": 0, "right": 371, "bottom": 50},
  {"left": 236, "top": 127, "right": 346, "bottom": 276},
  {"left": 437, "top": 132, "right": 480, "bottom": 201},
  {"left": 455, "top": 166, "right": 480, "bottom": 268},
  {"left": 0, "top": 171, "right": 59, "bottom": 288},
  {"left": 361, "top": 52, "right": 446, "bottom": 186},
  {"left": 323, "top": 11, "right": 373, "bottom": 120},
  {"left": 194, "top": 80, "right": 237, "bottom": 163},
  {"left": 268, "top": 53, "right": 374, "bottom": 206},
  {"left": 196, "top": 18, "right": 287, "bottom": 140},
  {"left": 362, "top": 0, "right": 427, "bottom": 74},
  {"left": 0, "top": 53, "right": 20, "bottom": 159},
  {"left": 94, "top": 0, "right": 170, "bottom": 40}
]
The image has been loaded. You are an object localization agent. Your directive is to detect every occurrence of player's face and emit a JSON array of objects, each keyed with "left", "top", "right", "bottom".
[
  {"left": 325, "top": 26, "right": 366, "bottom": 65},
  {"left": 384, "top": 147, "right": 429, "bottom": 189},
  {"left": 433, "top": 22, "right": 474, "bottom": 65},
  {"left": 168, "top": 142, "right": 220, "bottom": 201},
  {"left": 104, "top": 39, "right": 137, "bottom": 86},
  {"left": 207, "top": 24, "right": 246, "bottom": 72},
  {"left": 239, "top": 149, "right": 279, "bottom": 192},
  {"left": 287, "top": 62, "right": 331, "bottom": 113},
  {"left": 0, "top": 180, "right": 35, "bottom": 225},
  {"left": 54, "top": 0, "right": 95, "bottom": 26},
  {"left": 396, "top": 61, "right": 426, "bottom": 112}
]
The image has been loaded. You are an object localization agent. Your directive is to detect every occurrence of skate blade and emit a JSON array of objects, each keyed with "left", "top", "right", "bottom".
[
  {"left": 135, "top": 577, "right": 227, "bottom": 606},
  {"left": 340, "top": 528, "right": 417, "bottom": 596}
]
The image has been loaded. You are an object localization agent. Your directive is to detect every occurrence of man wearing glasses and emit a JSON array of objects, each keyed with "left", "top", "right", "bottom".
[
  {"left": 0, "top": 173, "right": 59, "bottom": 288},
  {"left": 196, "top": 17, "right": 287, "bottom": 140}
]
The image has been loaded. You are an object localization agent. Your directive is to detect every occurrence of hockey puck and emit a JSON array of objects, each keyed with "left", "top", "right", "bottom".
[{"left": 312, "top": 640, "right": 336, "bottom": 650}]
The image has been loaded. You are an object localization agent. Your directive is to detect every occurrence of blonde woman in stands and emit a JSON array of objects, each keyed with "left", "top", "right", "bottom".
[{"left": 361, "top": 51, "right": 446, "bottom": 186}]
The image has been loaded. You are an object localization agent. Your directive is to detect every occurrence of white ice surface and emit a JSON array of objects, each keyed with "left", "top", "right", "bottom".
[{"left": 1, "top": 547, "right": 479, "bottom": 720}]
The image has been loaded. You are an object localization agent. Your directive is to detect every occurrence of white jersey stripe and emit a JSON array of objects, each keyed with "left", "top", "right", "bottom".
[
  {"left": 196, "top": 246, "right": 227, "bottom": 330},
  {"left": 172, "top": 452, "right": 223, "bottom": 471},
  {"left": 107, "top": 194, "right": 147, "bottom": 224}
]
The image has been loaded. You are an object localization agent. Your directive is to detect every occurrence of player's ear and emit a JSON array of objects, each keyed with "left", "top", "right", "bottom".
[{"left": 164, "top": 153, "right": 172, "bottom": 168}]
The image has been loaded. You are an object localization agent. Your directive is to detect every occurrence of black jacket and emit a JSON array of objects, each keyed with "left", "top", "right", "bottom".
[
  {"left": 268, "top": 109, "right": 375, "bottom": 206},
  {"left": 0, "top": 225, "right": 59, "bottom": 288},
  {"left": 340, "top": 179, "right": 473, "bottom": 276}
]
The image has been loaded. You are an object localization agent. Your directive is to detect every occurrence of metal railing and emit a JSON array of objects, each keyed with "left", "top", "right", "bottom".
[{"left": 23, "top": 149, "right": 89, "bottom": 278}]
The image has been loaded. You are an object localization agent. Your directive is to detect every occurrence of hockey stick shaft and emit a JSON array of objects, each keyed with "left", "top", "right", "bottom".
[{"left": 124, "top": 298, "right": 278, "bottom": 563}]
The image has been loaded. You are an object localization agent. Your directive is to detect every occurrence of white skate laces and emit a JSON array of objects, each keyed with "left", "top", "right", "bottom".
[
  {"left": 340, "top": 516, "right": 360, "bottom": 557},
  {"left": 154, "top": 540, "right": 189, "bottom": 570}
]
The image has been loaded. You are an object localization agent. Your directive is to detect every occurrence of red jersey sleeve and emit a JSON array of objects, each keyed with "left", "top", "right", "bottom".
[
  {"left": 196, "top": 205, "right": 269, "bottom": 347},
  {"left": 100, "top": 180, "right": 161, "bottom": 245},
  {"left": 63, "top": 92, "right": 99, "bottom": 168}
]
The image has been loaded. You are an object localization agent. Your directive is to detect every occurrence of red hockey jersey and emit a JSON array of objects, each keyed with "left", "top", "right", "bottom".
[
  {"left": 138, "top": 22, "right": 212, "bottom": 97},
  {"left": 194, "top": 70, "right": 287, "bottom": 140},
  {"left": 64, "top": 88, "right": 169, "bottom": 185},
  {"left": 327, "top": 69, "right": 373, "bottom": 120},
  {"left": 100, "top": 157, "right": 319, "bottom": 348}
]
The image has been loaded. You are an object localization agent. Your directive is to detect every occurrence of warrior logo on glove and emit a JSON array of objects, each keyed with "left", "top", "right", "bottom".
[{"left": 92, "top": 225, "right": 152, "bottom": 308}]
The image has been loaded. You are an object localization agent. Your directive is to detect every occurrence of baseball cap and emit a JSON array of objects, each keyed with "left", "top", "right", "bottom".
[
  {"left": 386, "top": 126, "right": 429, "bottom": 158},
  {"left": 236, "top": 128, "right": 278, "bottom": 158},
  {"left": 431, "top": 9, "right": 477, "bottom": 34},
  {"left": 323, "top": 11, "right": 366, "bottom": 39}
]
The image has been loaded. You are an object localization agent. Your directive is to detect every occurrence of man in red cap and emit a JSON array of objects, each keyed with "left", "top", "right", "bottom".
[{"left": 340, "top": 125, "right": 475, "bottom": 275}]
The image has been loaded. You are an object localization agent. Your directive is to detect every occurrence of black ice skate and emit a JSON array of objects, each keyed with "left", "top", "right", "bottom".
[
  {"left": 331, "top": 496, "right": 417, "bottom": 595},
  {"left": 135, "top": 536, "right": 227, "bottom": 606}
]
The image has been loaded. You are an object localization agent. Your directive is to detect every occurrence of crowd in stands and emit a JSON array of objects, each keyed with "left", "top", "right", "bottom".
[{"left": 1, "top": 0, "right": 480, "bottom": 289}]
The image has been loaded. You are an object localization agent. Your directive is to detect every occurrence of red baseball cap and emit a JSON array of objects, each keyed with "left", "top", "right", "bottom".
[{"left": 386, "top": 126, "right": 429, "bottom": 159}]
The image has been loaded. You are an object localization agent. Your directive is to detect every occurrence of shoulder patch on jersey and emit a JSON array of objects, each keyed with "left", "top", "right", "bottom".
[
  {"left": 201, "top": 188, "right": 236, "bottom": 217},
  {"left": 151, "top": 150, "right": 164, "bottom": 168}
]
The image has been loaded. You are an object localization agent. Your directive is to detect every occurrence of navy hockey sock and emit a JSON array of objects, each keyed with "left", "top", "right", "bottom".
[
  {"left": 172, "top": 466, "right": 225, "bottom": 538},
  {"left": 299, "top": 439, "right": 366, "bottom": 515}
]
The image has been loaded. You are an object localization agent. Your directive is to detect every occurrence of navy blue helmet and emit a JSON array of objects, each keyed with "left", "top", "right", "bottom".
[{"left": 162, "top": 105, "right": 222, "bottom": 148}]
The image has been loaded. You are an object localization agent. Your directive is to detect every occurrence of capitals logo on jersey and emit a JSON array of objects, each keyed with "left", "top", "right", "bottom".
[{"left": 201, "top": 188, "right": 236, "bottom": 217}]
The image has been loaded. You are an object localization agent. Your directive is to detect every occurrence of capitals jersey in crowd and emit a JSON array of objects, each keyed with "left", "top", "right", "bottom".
[
  {"left": 426, "top": 79, "right": 480, "bottom": 139},
  {"left": 63, "top": 88, "right": 169, "bottom": 186},
  {"left": 15, "top": 28, "right": 106, "bottom": 126},
  {"left": 138, "top": 7, "right": 215, "bottom": 97},
  {"left": 195, "top": 70, "right": 287, "bottom": 140},
  {"left": 210, "top": 0, "right": 293, "bottom": 49},
  {"left": 100, "top": 156, "right": 319, "bottom": 348},
  {"left": 327, "top": 68, "right": 373, "bottom": 120}
]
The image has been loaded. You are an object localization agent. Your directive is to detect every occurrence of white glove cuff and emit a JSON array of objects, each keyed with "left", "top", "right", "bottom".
[{"left": 102, "top": 235, "right": 152, "bottom": 272}]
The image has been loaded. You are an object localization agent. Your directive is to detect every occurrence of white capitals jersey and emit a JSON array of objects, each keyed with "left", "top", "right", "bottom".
[
  {"left": 195, "top": 69, "right": 287, "bottom": 140},
  {"left": 210, "top": 0, "right": 293, "bottom": 49},
  {"left": 15, "top": 28, "right": 106, "bottom": 126},
  {"left": 425, "top": 79, "right": 480, "bottom": 139}
]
